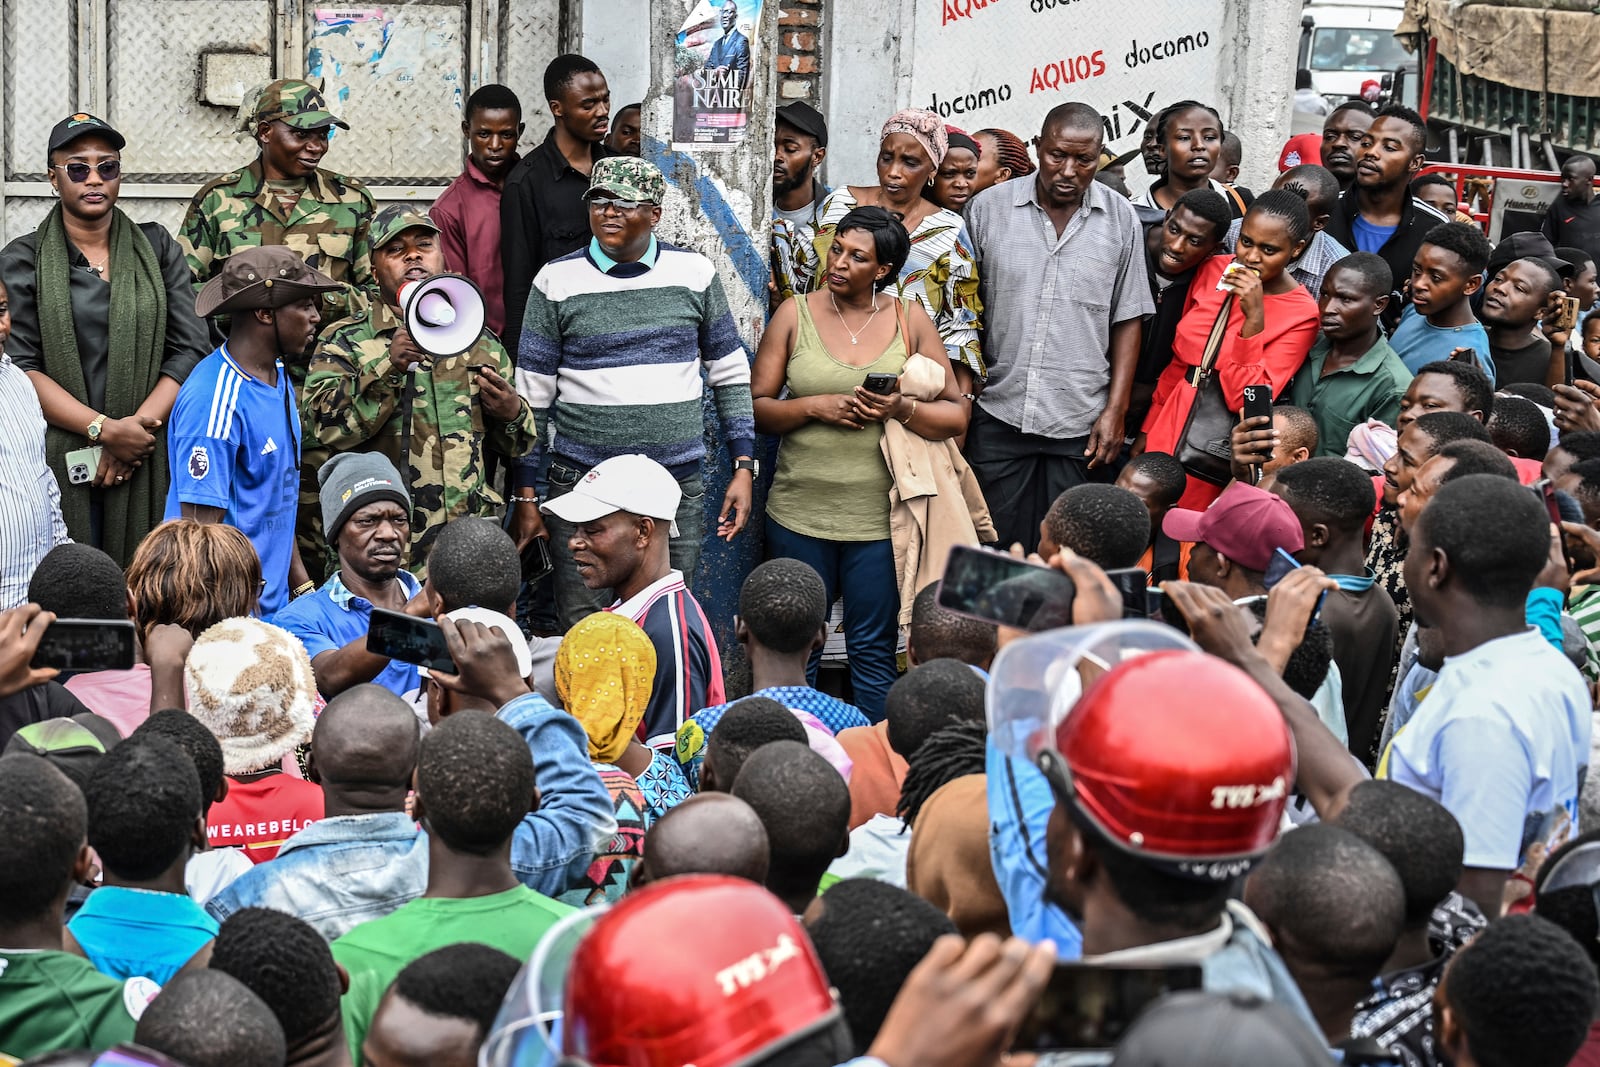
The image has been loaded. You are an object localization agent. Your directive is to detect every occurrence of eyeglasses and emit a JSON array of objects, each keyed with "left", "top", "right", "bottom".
[
  {"left": 588, "top": 198, "right": 645, "bottom": 215},
  {"left": 53, "top": 160, "right": 121, "bottom": 183}
]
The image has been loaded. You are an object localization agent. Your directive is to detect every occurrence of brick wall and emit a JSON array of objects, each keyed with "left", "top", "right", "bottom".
[{"left": 777, "top": 1, "right": 823, "bottom": 104}]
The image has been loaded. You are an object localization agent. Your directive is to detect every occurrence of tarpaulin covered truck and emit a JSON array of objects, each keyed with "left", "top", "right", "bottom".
[{"left": 1401, "top": 0, "right": 1600, "bottom": 165}]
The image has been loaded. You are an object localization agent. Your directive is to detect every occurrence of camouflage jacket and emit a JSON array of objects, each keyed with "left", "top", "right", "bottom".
[
  {"left": 178, "top": 158, "right": 377, "bottom": 321},
  {"left": 301, "top": 299, "right": 538, "bottom": 554}
]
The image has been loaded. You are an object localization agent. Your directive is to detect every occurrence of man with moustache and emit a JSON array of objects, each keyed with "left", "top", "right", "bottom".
[
  {"left": 303, "top": 206, "right": 537, "bottom": 566},
  {"left": 1324, "top": 105, "right": 1447, "bottom": 304},
  {"left": 1320, "top": 100, "right": 1375, "bottom": 193},
  {"left": 771, "top": 102, "right": 830, "bottom": 303},
  {"left": 965, "top": 101, "right": 1153, "bottom": 552}
]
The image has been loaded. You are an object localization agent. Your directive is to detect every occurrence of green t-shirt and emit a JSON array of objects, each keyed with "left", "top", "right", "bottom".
[
  {"left": 0, "top": 949, "right": 153, "bottom": 1061},
  {"left": 332, "top": 886, "right": 575, "bottom": 1062}
]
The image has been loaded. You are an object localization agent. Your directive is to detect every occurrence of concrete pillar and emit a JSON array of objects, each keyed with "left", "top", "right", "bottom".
[
  {"left": 641, "top": 0, "right": 780, "bottom": 657},
  {"left": 1219, "top": 0, "right": 1303, "bottom": 193}
]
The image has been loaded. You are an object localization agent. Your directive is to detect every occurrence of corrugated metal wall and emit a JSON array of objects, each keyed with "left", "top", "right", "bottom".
[{"left": 0, "top": 0, "right": 563, "bottom": 245}]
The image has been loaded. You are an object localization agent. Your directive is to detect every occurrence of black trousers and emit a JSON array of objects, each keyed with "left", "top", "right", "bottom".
[{"left": 966, "top": 405, "right": 1108, "bottom": 555}]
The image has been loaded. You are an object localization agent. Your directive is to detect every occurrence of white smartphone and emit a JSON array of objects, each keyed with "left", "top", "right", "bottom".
[{"left": 64, "top": 446, "right": 102, "bottom": 485}]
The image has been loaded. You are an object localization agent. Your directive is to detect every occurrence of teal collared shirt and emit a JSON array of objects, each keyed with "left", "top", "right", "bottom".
[
  {"left": 586, "top": 235, "right": 659, "bottom": 275},
  {"left": 1328, "top": 568, "right": 1377, "bottom": 593},
  {"left": 1288, "top": 335, "right": 1413, "bottom": 458}
]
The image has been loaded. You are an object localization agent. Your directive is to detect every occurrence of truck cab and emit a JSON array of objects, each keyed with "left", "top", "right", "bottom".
[{"left": 1299, "top": 0, "right": 1419, "bottom": 106}]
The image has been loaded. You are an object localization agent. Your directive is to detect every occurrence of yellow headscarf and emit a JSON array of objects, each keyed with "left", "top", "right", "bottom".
[{"left": 555, "top": 612, "right": 659, "bottom": 764}]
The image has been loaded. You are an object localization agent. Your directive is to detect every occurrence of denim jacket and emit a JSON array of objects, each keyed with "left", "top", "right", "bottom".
[
  {"left": 498, "top": 692, "right": 619, "bottom": 897},
  {"left": 204, "top": 811, "right": 428, "bottom": 941}
]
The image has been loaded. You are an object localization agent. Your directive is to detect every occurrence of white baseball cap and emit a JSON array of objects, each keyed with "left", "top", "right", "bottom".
[
  {"left": 539, "top": 454, "right": 682, "bottom": 537},
  {"left": 421, "top": 607, "right": 533, "bottom": 679}
]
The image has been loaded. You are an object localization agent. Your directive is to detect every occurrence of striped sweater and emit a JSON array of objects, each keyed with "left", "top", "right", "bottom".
[{"left": 515, "top": 239, "right": 755, "bottom": 479}]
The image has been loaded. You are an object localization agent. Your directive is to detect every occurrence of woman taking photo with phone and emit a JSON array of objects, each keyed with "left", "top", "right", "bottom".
[
  {"left": 1138, "top": 189, "right": 1321, "bottom": 508},
  {"left": 0, "top": 114, "right": 211, "bottom": 566},
  {"left": 754, "top": 207, "right": 966, "bottom": 718}
]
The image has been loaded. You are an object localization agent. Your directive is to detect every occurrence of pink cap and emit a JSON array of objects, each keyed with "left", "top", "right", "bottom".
[{"left": 1162, "top": 481, "right": 1305, "bottom": 572}]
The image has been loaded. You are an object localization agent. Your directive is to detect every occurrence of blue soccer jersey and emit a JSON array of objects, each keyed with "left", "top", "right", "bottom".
[{"left": 165, "top": 345, "right": 300, "bottom": 616}]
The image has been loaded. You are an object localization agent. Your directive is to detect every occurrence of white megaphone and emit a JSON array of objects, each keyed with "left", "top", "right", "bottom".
[{"left": 397, "top": 273, "right": 486, "bottom": 358}]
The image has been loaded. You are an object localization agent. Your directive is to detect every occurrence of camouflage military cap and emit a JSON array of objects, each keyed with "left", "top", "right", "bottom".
[
  {"left": 370, "top": 204, "right": 440, "bottom": 249},
  {"left": 254, "top": 79, "right": 350, "bottom": 131},
  {"left": 583, "top": 157, "right": 666, "bottom": 204},
  {"left": 195, "top": 245, "right": 343, "bottom": 317}
]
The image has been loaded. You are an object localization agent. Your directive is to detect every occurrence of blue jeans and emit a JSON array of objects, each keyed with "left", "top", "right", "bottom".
[
  {"left": 545, "top": 456, "right": 706, "bottom": 631},
  {"left": 766, "top": 519, "right": 897, "bottom": 720}
]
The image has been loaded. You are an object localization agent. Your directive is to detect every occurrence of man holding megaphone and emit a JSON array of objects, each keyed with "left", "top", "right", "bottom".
[{"left": 301, "top": 205, "right": 537, "bottom": 571}]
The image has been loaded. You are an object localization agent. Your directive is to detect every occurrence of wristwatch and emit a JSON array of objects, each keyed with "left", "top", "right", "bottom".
[
  {"left": 734, "top": 457, "right": 759, "bottom": 477},
  {"left": 87, "top": 414, "right": 107, "bottom": 441}
]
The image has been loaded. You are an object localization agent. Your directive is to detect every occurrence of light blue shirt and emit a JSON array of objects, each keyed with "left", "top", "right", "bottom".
[
  {"left": 272, "top": 570, "right": 424, "bottom": 700},
  {"left": 1388, "top": 305, "right": 1496, "bottom": 380},
  {"left": 70, "top": 886, "right": 218, "bottom": 984},
  {"left": 1383, "top": 627, "right": 1591, "bottom": 869}
]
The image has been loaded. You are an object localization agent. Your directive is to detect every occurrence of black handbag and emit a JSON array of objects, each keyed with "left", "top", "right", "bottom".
[{"left": 1174, "top": 291, "right": 1240, "bottom": 486}]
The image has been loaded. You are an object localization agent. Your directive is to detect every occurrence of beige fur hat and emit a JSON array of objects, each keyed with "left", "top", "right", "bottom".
[{"left": 184, "top": 617, "right": 317, "bottom": 775}]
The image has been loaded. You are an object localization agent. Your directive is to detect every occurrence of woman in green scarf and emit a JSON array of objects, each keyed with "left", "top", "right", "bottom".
[{"left": 0, "top": 113, "right": 211, "bottom": 566}]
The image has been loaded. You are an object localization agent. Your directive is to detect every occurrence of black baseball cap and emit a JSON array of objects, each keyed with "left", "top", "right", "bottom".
[
  {"left": 47, "top": 113, "right": 126, "bottom": 163},
  {"left": 776, "top": 102, "right": 828, "bottom": 147}
]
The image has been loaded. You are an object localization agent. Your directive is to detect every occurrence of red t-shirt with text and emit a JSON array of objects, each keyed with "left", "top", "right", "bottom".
[{"left": 207, "top": 775, "right": 324, "bottom": 863}]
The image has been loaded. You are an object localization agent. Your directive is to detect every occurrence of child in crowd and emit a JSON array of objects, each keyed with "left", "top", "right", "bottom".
[{"left": 1390, "top": 221, "right": 1495, "bottom": 380}]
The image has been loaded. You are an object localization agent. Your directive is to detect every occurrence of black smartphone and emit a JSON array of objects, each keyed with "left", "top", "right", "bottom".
[
  {"left": 1145, "top": 586, "right": 1192, "bottom": 630},
  {"left": 1534, "top": 478, "right": 1563, "bottom": 524},
  {"left": 862, "top": 372, "right": 899, "bottom": 395},
  {"left": 937, "top": 544, "right": 1076, "bottom": 632},
  {"left": 1105, "top": 566, "right": 1150, "bottom": 619},
  {"left": 1241, "top": 383, "right": 1273, "bottom": 424},
  {"left": 29, "top": 619, "right": 136, "bottom": 672},
  {"left": 1452, "top": 347, "right": 1480, "bottom": 368},
  {"left": 1263, "top": 547, "right": 1327, "bottom": 627},
  {"left": 1010, "top": 963, "right": 1203, "bottom": 1052},
  {"left": 521, "top": 535, "right": 554, "bottom": 583},
  {"left": 366, "top": 606, "right": 457, "bottom": 673}
]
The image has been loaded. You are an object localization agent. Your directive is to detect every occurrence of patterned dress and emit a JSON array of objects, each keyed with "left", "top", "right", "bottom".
[{"left": 796, "top": 189, "right": 984, "bottom": 380}]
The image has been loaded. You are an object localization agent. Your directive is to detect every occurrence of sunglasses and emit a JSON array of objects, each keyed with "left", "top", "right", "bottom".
[
  {"left": 54, "top": 160, "right": 121, "bottom": 183},
  {"left": 588, "top": 198, "right": 646, "bottom": 214}
]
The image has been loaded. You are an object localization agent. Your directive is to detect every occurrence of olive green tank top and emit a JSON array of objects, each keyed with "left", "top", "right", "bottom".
[{"left": 766, "top": 296, "right": 908, "bottom": 542}]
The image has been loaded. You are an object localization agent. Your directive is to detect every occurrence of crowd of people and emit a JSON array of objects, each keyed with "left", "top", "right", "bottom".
[{"left": 7, "top": 44, "right": 1600, "bottom": 1067}]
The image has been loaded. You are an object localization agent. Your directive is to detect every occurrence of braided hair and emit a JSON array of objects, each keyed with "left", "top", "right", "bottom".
[
  {"left": 976, "top": 128, "right": 1035, "bottom": 177},
  {"left": 896, "top": 720, "right": 987, "bottom": 828}
]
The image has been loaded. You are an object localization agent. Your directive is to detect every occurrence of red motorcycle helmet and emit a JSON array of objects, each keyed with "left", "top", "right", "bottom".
[
  {"left": 560, "top": 875, "right": 842, "bottom": 1067},
  {"left": 989, "top": 623, "right": 1295, "bottom": 882}
]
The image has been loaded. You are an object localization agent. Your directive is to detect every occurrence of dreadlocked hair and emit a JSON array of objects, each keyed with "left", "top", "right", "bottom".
[{"left": 896, "top": 720, "right": 987, "bottom": 829}]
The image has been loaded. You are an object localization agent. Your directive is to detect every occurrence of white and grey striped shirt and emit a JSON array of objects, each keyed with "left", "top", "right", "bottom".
[{"left": 0, "top": 352, "right": 70, "bottom": 608}]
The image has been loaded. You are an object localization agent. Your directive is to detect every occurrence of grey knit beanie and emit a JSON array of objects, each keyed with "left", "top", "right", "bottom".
[{"left": 317, "top": 452, "right": 410, "bottom": 542}]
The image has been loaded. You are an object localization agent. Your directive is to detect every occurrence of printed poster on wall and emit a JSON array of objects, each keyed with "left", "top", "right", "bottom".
[
  {"left": 913, "top": 0, "right": 1227, "bottom": 193},
  {"left": 673, "top": 0, "right": 764, "bottom": 151}
]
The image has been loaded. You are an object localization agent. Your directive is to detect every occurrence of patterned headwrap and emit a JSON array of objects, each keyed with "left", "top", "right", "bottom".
[
  {"left": 976, "top": 128, "right": 1036, "bottom": 177},
  {"left": 881, "top": 109, "right": 948, "bottom": 167},
  {"left": 556, "top": 612, "right": 658, "bottom": 765}
]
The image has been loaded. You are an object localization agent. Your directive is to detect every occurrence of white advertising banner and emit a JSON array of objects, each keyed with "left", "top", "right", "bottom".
[{"left": 910, "top": 0, "right": 1230, "bottom": 187}]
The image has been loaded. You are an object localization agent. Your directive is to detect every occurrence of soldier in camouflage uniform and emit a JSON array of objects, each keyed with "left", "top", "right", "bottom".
[
  {"left": 301, "top": 205, "right": 538, "bottom": 573},
  {"left": 178, "top": 79, "right": 376, "bottom": 342}
]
